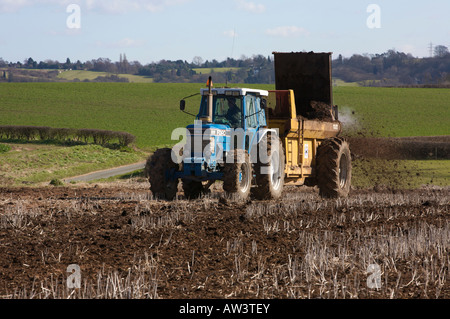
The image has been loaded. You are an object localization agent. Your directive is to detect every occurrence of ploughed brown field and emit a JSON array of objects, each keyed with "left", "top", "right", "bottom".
[
  {"left": 0, "top": 184, "right": 448, "bottom": 299},
  {"left": 0, "top": 135, "right": 448, "bottom": 299}
]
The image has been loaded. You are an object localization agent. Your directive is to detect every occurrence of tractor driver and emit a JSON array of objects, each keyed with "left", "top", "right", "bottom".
[{"left": 226, "top": 97, "right": 242, "bottom": 127}]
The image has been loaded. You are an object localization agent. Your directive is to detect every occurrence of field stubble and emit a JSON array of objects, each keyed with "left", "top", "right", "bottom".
[{"left": 0, "top": 181, "right": 448, "bottom": 299}]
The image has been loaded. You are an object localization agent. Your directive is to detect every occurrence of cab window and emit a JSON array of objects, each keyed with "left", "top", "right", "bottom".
[
  {"left": 245, "top": 95, "right": 258, "bottom": 128},
  {"left": 198, "top": 95, "right": 243, "bottom": 128}
]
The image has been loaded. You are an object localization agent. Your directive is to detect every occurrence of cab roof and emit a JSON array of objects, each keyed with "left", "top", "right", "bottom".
[{"left": 200, "top": 87, "right": 269, "bottom": 97}]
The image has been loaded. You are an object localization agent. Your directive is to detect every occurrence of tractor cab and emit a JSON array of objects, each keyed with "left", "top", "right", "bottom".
[
  {"left": 180, "top": 86, "right": 269, "bottom": 182},
  {"left": 197, "top": 87, "right": 268, "bottom": 129}
]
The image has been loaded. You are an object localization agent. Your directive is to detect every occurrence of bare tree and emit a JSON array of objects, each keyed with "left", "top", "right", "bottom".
[
  {"left": 192, "top": 56, "right": 204, "bottom": 66},
  {"left": 434, "top": 45, "right": 449, "bottom": 58}
]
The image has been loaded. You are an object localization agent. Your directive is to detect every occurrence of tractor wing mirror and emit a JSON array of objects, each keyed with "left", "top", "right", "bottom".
[{"left": 180, "top": 100, "right": 186, "bottom": 111}]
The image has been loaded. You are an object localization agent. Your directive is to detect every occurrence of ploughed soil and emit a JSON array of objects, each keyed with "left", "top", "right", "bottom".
[
  {"left": 0, "top": 182, "right": 448, "bottom": 299},
  {"left": 0, "top": 135, "right": 448, "bottom": 299}
]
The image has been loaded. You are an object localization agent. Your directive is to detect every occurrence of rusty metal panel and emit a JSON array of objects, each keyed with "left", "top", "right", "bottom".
[{"left": 273, "top": 51, "right": 333, "bottom": 118}]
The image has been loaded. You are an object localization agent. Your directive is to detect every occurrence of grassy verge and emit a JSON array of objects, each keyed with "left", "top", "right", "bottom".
[{"left": 0, "top": 143, "right": 147, "bottom": 186}]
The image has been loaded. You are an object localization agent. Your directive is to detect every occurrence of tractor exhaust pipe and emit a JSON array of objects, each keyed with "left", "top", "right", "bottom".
[{"left": 207, "top": 76, "right": 213, "bottom": 123}]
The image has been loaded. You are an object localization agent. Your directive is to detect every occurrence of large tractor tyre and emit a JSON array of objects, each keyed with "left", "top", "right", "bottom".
[
  {"left": 182, "top": 179, "right": 204, "bottom": 200},
  {"left": 252, "top": 135, "right": 285, "bottom": 200},
  {"left": 144, "top": 148, "right": 179, "bottom": 200},
  {"left": 316, "top": 137, "right": 352, "bottom": 198},
  {"left": 223, "top": 149, "right": 252, "bottom": 200}
]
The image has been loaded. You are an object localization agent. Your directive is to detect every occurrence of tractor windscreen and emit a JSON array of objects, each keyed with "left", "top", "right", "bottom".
[{"left": 199, "top": 95, "right": 243, "bottom": 128}]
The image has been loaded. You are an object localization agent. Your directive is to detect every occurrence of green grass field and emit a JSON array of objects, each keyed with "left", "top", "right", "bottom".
[
  {"left": 0, "top": 83, "right": 448, "bottom": 186},
  {"left": 57, "top": 70, "right": 154, "bottom": 83},
  {"left": 2, "top": 83, "right": 449, "bottom": 148},
  {"left": 0, "top": 82, "right": 200, "bottom": 150},
  {"left": 333, "top": 78, "right": 361, "bottom": 87},
  {"left": 333, "top": 87, "right": 450, "bottom": 137}
]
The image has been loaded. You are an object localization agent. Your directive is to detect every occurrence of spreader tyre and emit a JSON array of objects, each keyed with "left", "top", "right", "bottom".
[{"left": 316, "top": 137, "right": 352, "bottom": 198}]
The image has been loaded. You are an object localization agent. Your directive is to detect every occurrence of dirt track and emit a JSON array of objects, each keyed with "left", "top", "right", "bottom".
[{"left": 0, "top": 181, "right": 448, "bottom": 299}]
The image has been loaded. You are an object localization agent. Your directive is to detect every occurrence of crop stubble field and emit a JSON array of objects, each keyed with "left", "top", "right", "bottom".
[
  {"left": 0, "top": 83, "right": 449, "bottom": 299},
  {"left": 0, "top": 183, "right": 448, "bottom": 299}
]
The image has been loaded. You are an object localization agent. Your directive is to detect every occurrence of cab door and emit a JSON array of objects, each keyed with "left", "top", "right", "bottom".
[{"left": 244, "top": 94, "right": 259, "bottom": 155}]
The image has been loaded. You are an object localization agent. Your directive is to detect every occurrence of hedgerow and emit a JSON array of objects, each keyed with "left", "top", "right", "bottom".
[{"left": 0, "top": 125, "right": 136, "bottom": 147}]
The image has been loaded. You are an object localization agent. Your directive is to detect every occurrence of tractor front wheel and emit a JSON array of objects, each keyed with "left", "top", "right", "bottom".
[
  {"left": 223, "top": 149, "right": 252, "bottom": 201},
  {"left": 145, "top": 148, "right": 179, "bottom": 200}
]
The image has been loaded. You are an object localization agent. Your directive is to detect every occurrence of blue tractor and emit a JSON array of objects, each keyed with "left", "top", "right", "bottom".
[
  {"left": 145, "top": 52, "right": 352, "bottom": 201},
  {"left": 145, "top": 76, "right": 285, "bottom": 201}
]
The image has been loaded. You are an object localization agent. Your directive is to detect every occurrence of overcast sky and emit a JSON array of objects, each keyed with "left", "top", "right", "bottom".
[{"left": 0, "top": 0, "right": 449, "bottom": 64}]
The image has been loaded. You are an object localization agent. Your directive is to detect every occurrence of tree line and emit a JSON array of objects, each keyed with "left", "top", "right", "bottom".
[
  {"left": 1, "top": 46, "right": 449, "bottom": 86},
  {"left": 332, "top": 46, "right": 450, "bottom": 86}
]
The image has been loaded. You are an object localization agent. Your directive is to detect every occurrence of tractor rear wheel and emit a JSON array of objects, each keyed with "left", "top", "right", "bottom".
[
  {"left": 316, "top": 137, "right": 352, "bottom": 198},
  {"left": 145, "top": 148, "right": 179, "bottom": 200},
  {"left": 223, "top": 149, "right": 252, "bottom": 200},
  {"left": 252, "top": 135, "right": 285, "bottom": 200}
]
